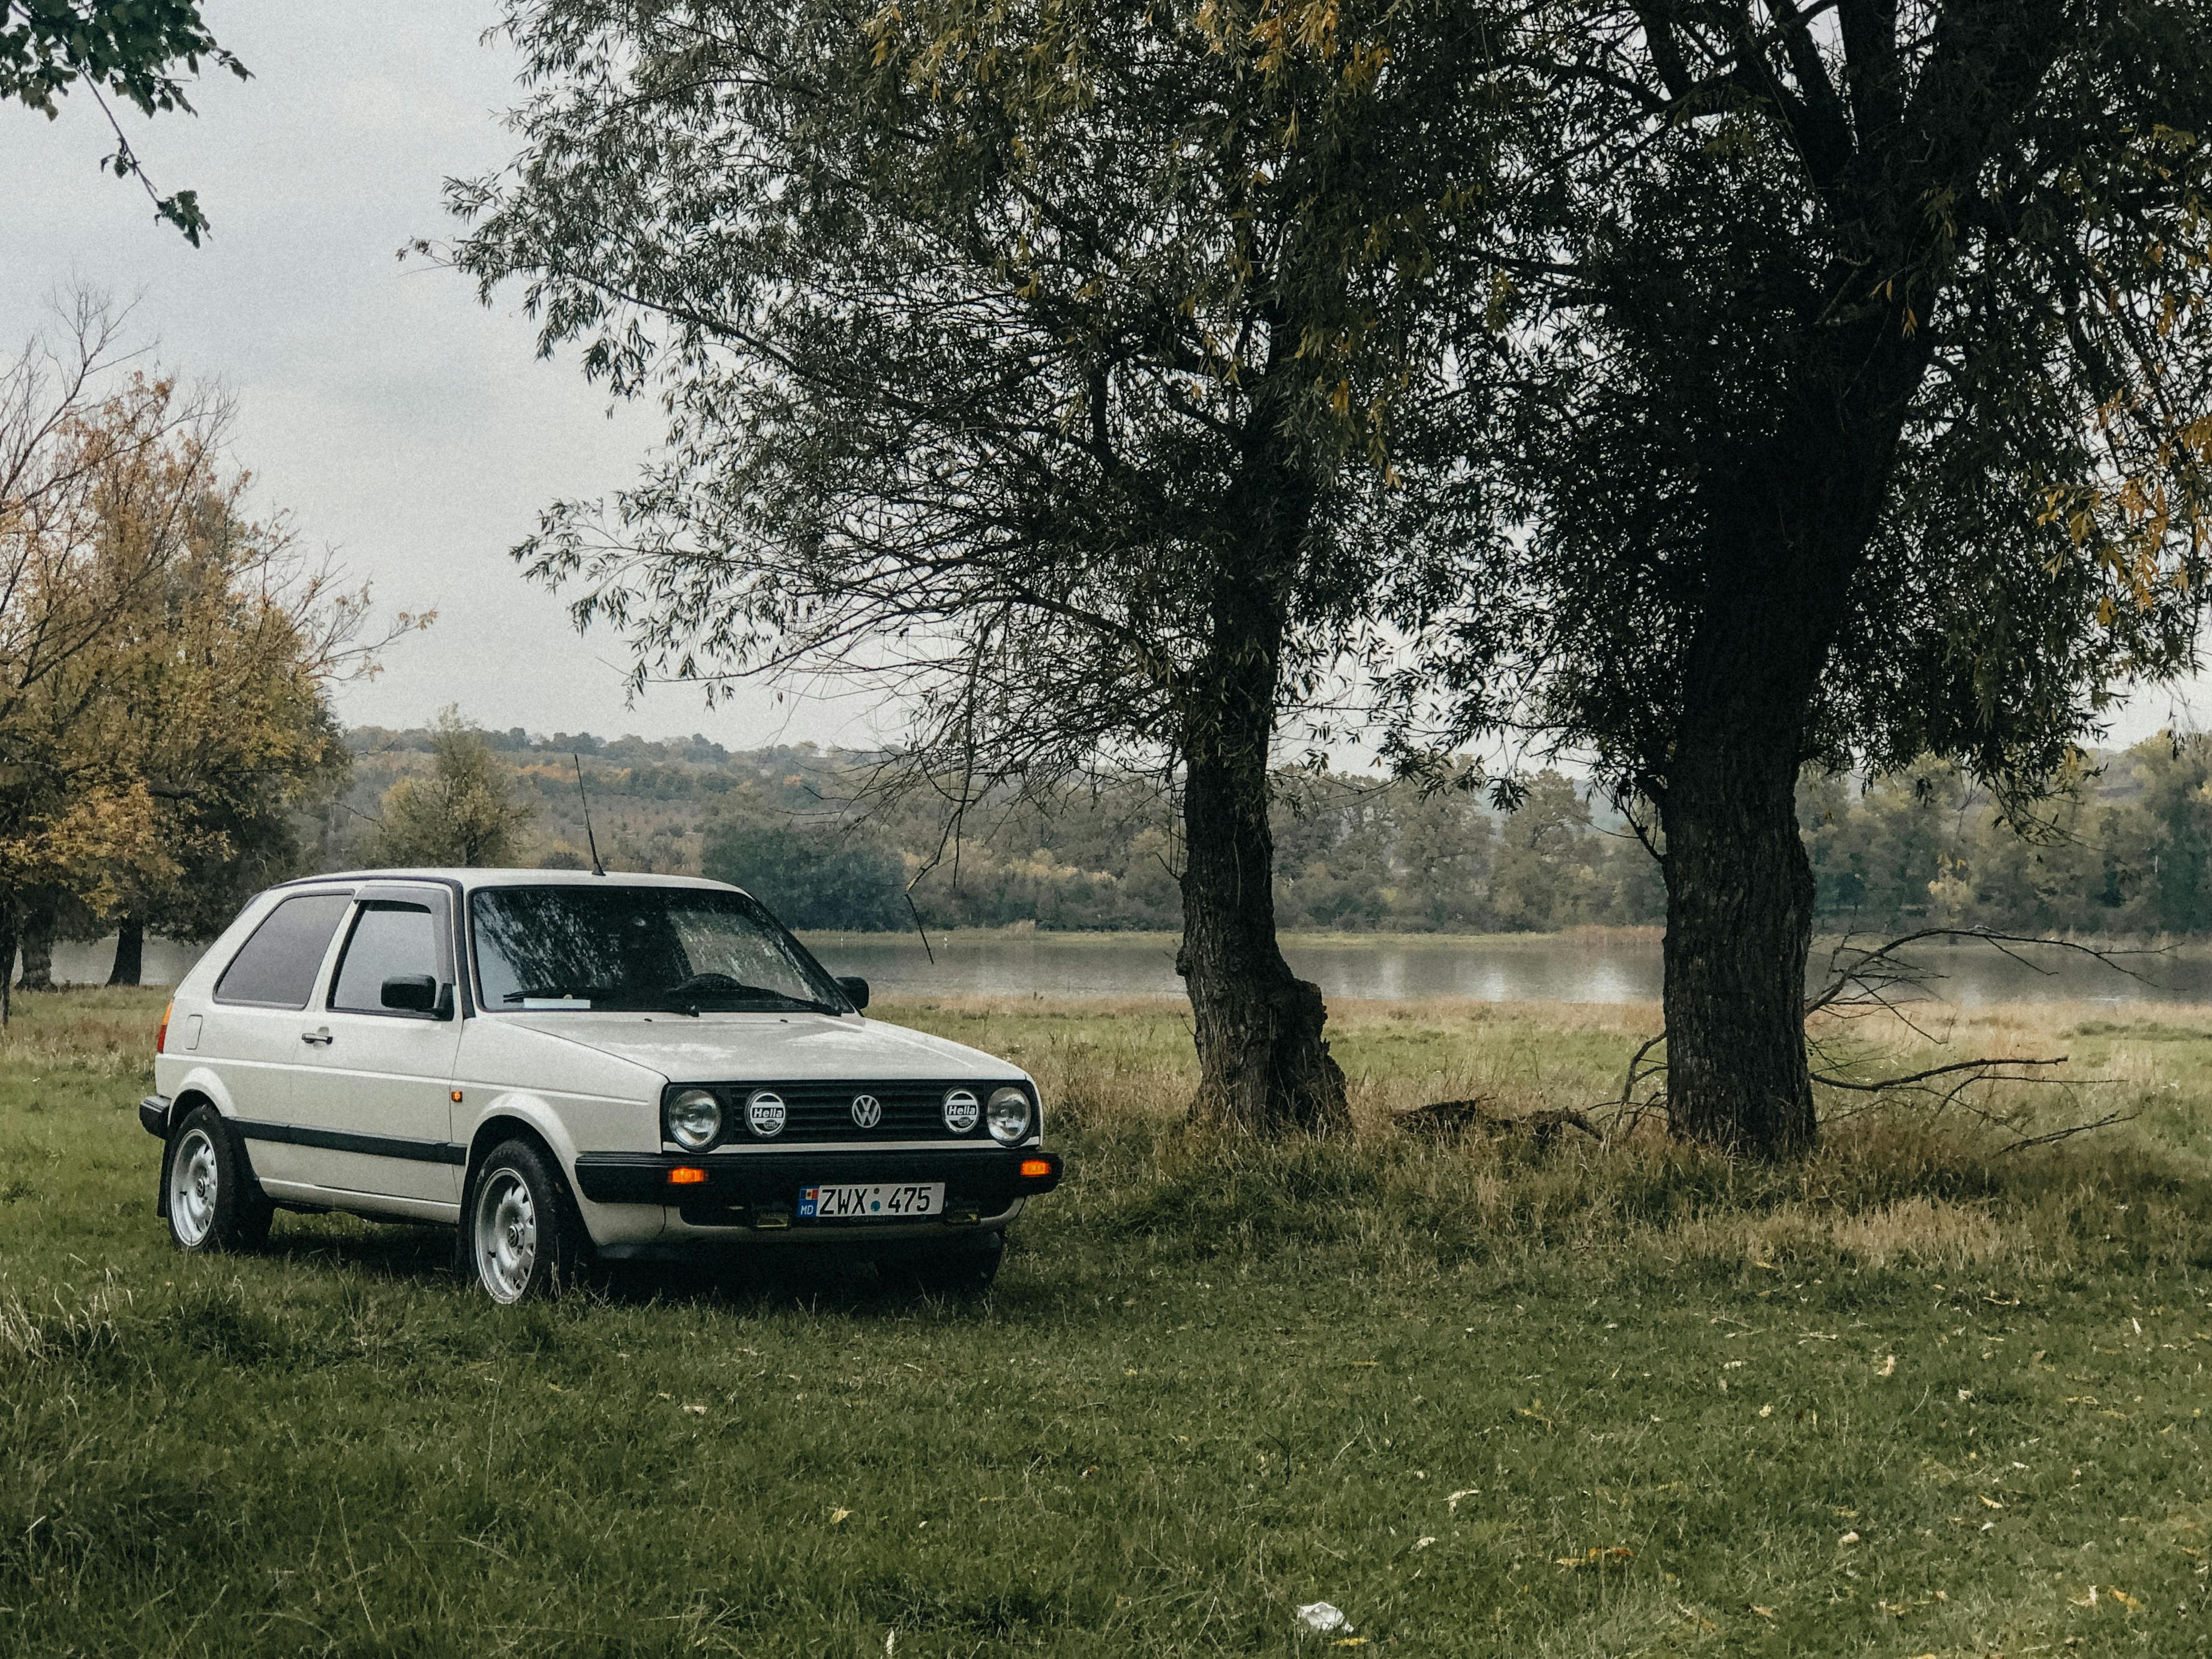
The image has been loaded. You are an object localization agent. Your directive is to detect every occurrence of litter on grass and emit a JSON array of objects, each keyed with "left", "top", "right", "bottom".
[{"left": 1298, "top": 1602, "right": 1350, "bottom": 1635}]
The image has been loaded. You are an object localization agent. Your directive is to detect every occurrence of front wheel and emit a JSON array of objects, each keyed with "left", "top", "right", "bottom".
[
  {"left": 466, "top": 1140, "right": 586, "bottom": 1303},
  {"left": 165, "top": 1106, "right": 272, "bottom": 1253}
]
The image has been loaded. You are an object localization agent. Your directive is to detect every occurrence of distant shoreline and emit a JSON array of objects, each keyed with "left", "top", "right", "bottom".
[
  {"left": 793, "top": 924, "right": 1670, "bottom": 949},
  {"left": 793, "top": 923, "right": 2202, "bottom": 953}
]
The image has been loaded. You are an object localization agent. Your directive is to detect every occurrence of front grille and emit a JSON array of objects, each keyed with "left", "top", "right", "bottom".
[{"left": 671, "top": 1079, "right": 1024, "bottom": 1147}]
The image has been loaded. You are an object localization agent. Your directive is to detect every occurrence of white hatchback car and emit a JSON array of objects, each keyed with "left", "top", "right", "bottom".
[{"left": 140, "top": 870, "right": 1061, "bottom": 1299}]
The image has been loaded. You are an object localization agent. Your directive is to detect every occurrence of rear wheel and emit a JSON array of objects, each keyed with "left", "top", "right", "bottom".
[
  {"left": 466, "top": 1139, "right": 586, "bottom": 1303},
  {"left": 165, "top": 1106, "right": 272, "bottom": 1253}
]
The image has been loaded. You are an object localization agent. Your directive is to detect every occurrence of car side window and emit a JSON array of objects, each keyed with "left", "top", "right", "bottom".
[
  {"left": 329, "top": 902, "right": 439, "bottom": 1014},
  {"left": 213, "top": 894, "right": 353, "bottom": 1009}
]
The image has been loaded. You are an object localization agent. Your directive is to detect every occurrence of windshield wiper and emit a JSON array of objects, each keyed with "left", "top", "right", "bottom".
[{"left": 660, "top": 976, "right": 838, "bottom": 1016}]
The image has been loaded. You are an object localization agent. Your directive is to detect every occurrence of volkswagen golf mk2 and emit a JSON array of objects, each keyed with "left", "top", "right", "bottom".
[{"left": 141, "top": 871, "right": 1061, "bottom": 1298}]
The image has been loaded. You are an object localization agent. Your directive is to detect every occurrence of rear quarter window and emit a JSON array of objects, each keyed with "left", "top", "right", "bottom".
[{"left": 214, "top": 894, "right": 353, "bottom": 1009}]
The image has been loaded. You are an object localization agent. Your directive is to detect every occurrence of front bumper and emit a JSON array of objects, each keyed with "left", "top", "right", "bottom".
[{"left": 572, "top": 1145, "right": 1063, "bottom": 1228}]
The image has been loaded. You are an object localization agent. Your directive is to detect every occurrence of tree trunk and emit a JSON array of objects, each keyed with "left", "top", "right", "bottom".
[
  {"left": 1179, "top": 739, "right": 1349, "bottom": 1135},
  {"left": 1659, "top": 713, "right": 1818, "bottom": 1157},
  {"left": 1175, "top": 430, "right": 1348, "bottom": 1136},
  {"left": 0, "top": 908, "right": 16, "bottom": 1028},
  {"left": 1656, "top": 443, "right": 1876, "bottom": 1156},
  {"left": 18, "top": 901, "right": 55, "bottom": 993},
  {"left": 108, "top": 916, "right": 145, "bottom": 987}
]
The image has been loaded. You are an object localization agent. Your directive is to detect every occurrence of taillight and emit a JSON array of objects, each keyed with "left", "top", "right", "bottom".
[{"left": 156, "top": 1001, "right": 172, "bottom": 1055}]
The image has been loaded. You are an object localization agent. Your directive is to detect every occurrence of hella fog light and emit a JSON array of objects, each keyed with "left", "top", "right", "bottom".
[
  {"left": 746, "top": 1089, "right": 787, "bottom": 1138},
  {"left": 668, "top": 1088, "right": 723, "bottom": 1150},
  {"left": 943, "top": 1088, "right": 982, "bottom": 1134},
  {"left": 986, "top": 1085, "right": 1033, "bottom": 1144}
]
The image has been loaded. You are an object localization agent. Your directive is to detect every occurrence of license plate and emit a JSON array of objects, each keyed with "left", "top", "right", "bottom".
[{"left": 799, "top": 1183, "right": 945, "bottom": 1220}]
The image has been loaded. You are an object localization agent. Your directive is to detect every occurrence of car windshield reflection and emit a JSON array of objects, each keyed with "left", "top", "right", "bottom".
[{"left": 472, "top": 885, "right": 849, "bottom": 1016}]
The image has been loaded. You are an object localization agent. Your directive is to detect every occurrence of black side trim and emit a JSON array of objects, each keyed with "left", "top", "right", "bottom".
[
  {"left": 573, "top": 1147, "right": 1063, "bottom": 1214},
  {"left": 233, "top": 1118, "right": 467, "bottom": 1166}
]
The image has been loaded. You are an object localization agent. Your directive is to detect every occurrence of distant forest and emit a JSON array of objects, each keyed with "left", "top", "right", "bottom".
[{"left": 323, "top": 724, "right": 2212, "bottom": 938}]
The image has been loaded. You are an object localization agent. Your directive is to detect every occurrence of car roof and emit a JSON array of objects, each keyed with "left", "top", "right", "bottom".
[{"left": 274, "top": 868, "right": 744, "bottom": 895}]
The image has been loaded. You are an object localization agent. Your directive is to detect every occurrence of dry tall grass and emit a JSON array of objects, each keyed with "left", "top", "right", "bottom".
[{"left": 889, "top": 991, "right": 2212, "bottom": 1282}]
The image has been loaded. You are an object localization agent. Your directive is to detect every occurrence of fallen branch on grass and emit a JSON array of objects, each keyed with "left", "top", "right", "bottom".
[
  {"left": 1811, "top": 1055, "right": 2070, "bottom": 1091},
  {"left": 1595, "top": 926, "right": 2148, "bottom": 1147},
  {"left": 1998, "top": 1110, "right": 2137, "bottom": 1152}
]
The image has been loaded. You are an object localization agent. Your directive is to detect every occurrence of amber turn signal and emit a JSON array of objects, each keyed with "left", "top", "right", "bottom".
[
  {"left": 667, "top": 1166, "right": 709, "bottom": 1186},
  {"left": 1019, "top": 1157, "right": 1052, "bottom": 1179},
  {"left": 155, "top": 1001, "right": 172, "bottom": 1055}
]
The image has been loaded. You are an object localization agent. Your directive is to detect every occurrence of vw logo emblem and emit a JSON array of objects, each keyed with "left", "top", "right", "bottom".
[{"left": 850, "top": 1094, "right": 883, "bottom": 1129}]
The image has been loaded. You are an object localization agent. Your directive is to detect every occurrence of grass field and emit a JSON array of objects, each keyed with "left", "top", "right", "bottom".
[{"left": 4, "top": 988, "right": 2212, "bottom": 1655}]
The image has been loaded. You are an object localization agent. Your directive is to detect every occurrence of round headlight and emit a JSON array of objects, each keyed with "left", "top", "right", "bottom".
[
  {"left": 986, "top": 1085, "right": 1033, "bottom": 1144},
  {"left": 668, "top": 1088, "right": 722, "bottom": 1151},
  {"left": 942, "top": 1088, "right": 982, "bottom": 1134},
  {"left": 746, "top": 1090, "right": 787, "bottom": 1139}
]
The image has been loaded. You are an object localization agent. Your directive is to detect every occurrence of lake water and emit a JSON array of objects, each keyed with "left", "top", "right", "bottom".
[
  {"left": 799, "top": 931, "right": 2212, "bottom": 1008},
  {"left": 47, "top": 936, "right": 207, "bottom": 990},
  {"left": 53, "top": 929, "right": 2212, "bottom": 1009}
]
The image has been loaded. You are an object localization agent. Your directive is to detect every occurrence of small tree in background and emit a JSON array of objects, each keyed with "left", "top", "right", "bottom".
[{"left": 367, "top": 709, "right": 533, "bottom": 868}]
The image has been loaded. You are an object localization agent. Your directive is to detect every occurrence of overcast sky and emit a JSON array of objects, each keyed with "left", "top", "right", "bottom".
[
  {"left": 0, "top": 0, "right": 873, "bottom": 749},
  {"left": 2, "top": 2, "right": 2201, "bottom": 758}
]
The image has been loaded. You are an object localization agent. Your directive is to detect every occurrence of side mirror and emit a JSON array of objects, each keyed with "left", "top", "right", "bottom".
[
  {"left": 836, "top": 976, "right": 870, "bottom": 1012},
  {"left": 381, "top": 973, "right": 441, "bottom": 1015}
]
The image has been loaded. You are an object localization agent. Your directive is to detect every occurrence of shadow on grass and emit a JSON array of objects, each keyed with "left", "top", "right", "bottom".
[{"left": 254, "top": 1208, "right": 1015, "bottom": 1321}]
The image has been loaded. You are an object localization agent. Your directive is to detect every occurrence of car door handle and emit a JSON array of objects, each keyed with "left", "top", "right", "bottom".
[{"left": 301, "top": 1027, "right": 334, "bottom": 1046}]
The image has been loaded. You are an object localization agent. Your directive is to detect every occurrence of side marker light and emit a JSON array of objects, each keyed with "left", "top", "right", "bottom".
[
  {"left": 1020, "top": 1158, "right": 1053, "bottom": 1179},
  {"left": 668, "top": 1166, "right": 709, "bottom": 1186}
]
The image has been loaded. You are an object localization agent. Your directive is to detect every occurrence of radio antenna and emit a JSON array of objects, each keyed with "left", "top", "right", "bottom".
[{"left": 572, "top": 753, "right": 606, "bottom": 876}]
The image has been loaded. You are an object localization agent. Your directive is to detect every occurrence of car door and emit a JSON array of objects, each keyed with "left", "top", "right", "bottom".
[
  {"left": 292, "top": 883, "right": 467, "bottom": 1208},
  {"left": 199, "top": 887, "right": 358, "bottom": 1188}
]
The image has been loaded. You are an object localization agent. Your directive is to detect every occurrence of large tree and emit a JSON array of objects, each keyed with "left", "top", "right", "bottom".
[
  {"left": 2, "top": 0, "right": 248, "bottom": 241},
  {"left": 0, "top": 310, "right": 224, "bottom": 1014},
  {"left": 448, "top": 0, "right": 1505, "bottom": 1131},
  {"left": 1421, "top": 1, "right": 2212, "bottom": 1154},
  {"left": 0, "top": 302, "right": 406, "bottom": 1000}
]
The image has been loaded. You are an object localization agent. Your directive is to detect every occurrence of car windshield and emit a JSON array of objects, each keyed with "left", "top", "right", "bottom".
[{"left": 470, "top": 885, "right": 850, "bottom": 1015}]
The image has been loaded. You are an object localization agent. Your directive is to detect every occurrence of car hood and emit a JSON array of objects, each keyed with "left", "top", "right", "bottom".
[{"left": 497, "top": 1010, "right": 1026, "bottom": 1085}]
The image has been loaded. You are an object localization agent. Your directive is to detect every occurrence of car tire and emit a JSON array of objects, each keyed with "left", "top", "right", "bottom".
[
  {"left": 465, "top": 1139, "right": 587, "bottom": 1303},
  {"left": 165, "top": 1106, "right": 274, "bottom": 1253},
  {"left": 896, "top": 1230, "right": 1005, "bottom": 1297}
]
